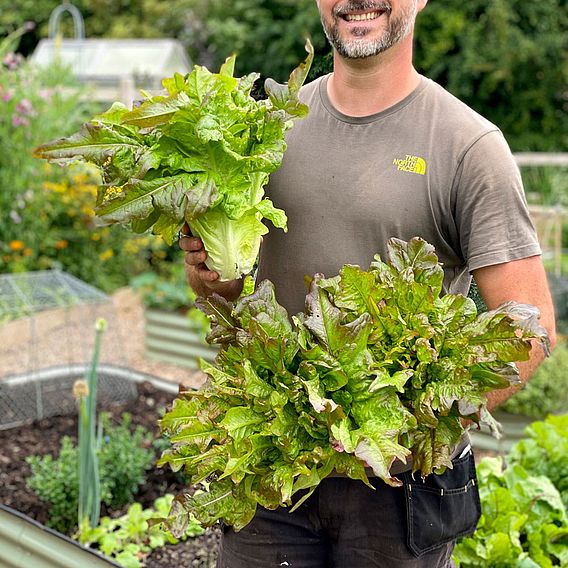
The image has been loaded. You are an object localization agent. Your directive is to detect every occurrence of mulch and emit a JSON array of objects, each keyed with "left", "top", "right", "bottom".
[{"left": 0, "top": 381, "right": 220, "bottom": 568}]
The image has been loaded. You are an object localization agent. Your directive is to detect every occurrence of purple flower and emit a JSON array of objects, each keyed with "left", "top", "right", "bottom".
[
  {"left": 1, "top": 90, "right": 13, "bottom": 102},
  {"left": 15, "top": 99, "right": 33, "bottom": 115},
  {"left": 9, "top": 210, "right": 22, "bottom": 224},
  {"left": 12, "top": 114, "right": 29, "bottom": 128}
]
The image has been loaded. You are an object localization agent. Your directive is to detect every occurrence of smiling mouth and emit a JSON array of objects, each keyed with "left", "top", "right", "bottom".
[{"left": 342, "top": 11, "right": 384, "bottom": 22}]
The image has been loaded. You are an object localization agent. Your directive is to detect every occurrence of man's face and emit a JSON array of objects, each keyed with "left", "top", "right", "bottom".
[{"left": 316, "top": 0, "right": 419, "bottom": 59}]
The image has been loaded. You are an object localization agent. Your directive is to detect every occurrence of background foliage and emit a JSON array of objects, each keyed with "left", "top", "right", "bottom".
[
  {"left": 414, "top": 0, "right": 568, "bottom": 151},
  {"left": 2, "top": 0, "right": 565, "bottom": 151},
  {"left": 0, "top": 26, "right": 165, "bottom": 291},
  {"left": 0, "top": 1, "right": 566, "bottom": 294}
]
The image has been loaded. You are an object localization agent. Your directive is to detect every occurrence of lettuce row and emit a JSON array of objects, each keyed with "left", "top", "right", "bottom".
[
  {"left": 156, "top": 237, "right": 550, "bottom": 535},
  {"left": 34, "top": 41, "right": 314, "bottom": 281},
  {"left": 453, "top": 415, "right": 568, "bottom": 567}
]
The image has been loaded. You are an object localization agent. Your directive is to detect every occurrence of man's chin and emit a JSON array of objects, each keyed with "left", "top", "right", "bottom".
[{"left": 334, "top": 39, "right": 389, "bottom": 59}]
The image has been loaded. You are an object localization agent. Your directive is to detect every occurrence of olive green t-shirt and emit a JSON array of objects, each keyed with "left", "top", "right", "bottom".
[{"left": 257, "top": 74, "right": 540, "bottom": 317}]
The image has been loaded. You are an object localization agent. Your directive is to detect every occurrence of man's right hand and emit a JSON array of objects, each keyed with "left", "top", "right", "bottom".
[{"left": 179, "top": 223, "right": 244, "bottom": 301}]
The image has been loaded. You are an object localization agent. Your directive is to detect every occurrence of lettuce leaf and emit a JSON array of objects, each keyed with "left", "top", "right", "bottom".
[
  {"left": 34, "top": 40, "right": 315, "bottom": 281},
  {"left": 155, "top": 237, "right": 550, "bottom": 534}
]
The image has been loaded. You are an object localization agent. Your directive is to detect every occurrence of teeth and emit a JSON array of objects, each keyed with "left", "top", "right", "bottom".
[{"left": 345, "top": 11, "right": 380, "bottom": 21}]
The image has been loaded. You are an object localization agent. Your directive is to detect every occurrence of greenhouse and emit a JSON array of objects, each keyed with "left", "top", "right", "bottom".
[{"left": 30, "top": 38, "right": 192, "bottom": 105}]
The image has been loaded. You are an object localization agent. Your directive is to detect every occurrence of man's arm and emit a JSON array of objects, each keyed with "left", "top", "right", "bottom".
[{"left": 472, "top": 255, "right": 557, "bottom": 410}]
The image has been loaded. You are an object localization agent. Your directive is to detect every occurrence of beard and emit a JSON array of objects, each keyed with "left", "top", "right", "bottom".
[{"left": 320, "top": 0, "right": 418, "bottom": 59}]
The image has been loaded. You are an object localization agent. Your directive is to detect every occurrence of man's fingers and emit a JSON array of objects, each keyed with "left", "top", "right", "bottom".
[
  {"left": 180, "top": 236, "right": 204, "bottom": 252},
  {"left": 188, "top": 262, "right": 219, "bottom": 282},
  {"left": 200, "top": 267, "right": 220, "bottom": 282},
  {"left": 184, "top": 250, "right": 207, "bottom": 266}
]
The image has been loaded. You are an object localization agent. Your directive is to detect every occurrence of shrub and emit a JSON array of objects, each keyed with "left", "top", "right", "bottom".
[
  {"left": 501, "top": 344, "right": 568, "bottom": 418},
  {"left": 26, "top": 412, "right": 155, "bottom": 534}
]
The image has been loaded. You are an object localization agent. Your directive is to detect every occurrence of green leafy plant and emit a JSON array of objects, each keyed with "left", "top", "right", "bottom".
[
  {"left": 453, "top": 415, "right": 568, "bottom": 567},
  {"left": 131, "top": 264, "right": 197, "bottom": 313},
  {"left": 33, "top": 41, "right": 314, "bottom": 282},
  {"left": 26, "top": 413, "right": 155, "bottom": 534},
  {"left": 96, "top": 413, "right": 156, "bottom": 510},
  {"left": 507, "top": 414, "right": 568, "bottom": 507},
  {"left": 501, "top": 344, "right": 568, "bottom": 418},
  {"left": 154, "top": 237, "right": 549, "bottom": 534},
  {"left": 78, "top": 495, "right": 204, "bottom": 568},
  {"left": 76, "top": 318, "right": 106, "bottom": 530}
]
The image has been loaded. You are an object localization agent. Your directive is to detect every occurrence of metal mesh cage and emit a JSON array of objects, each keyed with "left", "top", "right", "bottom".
[{"left": 0, "top": 270, "right": 137, "bottom": 429}]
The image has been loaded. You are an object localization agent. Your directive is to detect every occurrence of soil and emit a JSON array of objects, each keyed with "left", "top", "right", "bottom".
[{"left": 0, "top": 381, "right": 220, "bottom": 568}]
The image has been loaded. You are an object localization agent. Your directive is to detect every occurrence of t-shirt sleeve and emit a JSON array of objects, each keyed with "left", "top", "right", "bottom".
[{"left": 452, "top": 129, "right": 541, "bottom": 272}]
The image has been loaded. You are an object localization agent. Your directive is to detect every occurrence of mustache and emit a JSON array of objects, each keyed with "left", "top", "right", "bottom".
[{"left": 333, "top": 1, "right": 392, "bottom": 17}]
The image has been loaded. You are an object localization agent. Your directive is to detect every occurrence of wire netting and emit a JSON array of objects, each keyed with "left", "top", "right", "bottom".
[{"left": 0, "top": 270, "right": 137, "bottom": 429}]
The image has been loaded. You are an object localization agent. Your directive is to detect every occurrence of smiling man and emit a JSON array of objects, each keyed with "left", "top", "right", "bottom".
[
  {"left": 181, "top": 1, "right": 556, "bottom": 566},
  {"left": 320, "top": 0, "right": 418, "bottom": 58}
]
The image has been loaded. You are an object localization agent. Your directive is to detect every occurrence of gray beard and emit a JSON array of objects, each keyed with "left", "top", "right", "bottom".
[{"left": 321, "top": 1, "right": 418, "bottom": 59}]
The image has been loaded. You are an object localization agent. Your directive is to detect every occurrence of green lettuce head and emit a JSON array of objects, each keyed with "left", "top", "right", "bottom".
[{"left": 34, "top": 40, "right": 315, "bottom": 281}]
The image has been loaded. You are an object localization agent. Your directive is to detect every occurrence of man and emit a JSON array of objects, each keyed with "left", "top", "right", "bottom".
[{"left": 180, "top": 1, "right": 556, "bottom": 566}]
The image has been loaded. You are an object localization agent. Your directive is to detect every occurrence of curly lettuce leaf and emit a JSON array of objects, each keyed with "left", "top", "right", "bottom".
[
  {"left": 33, "top": 40, "right": 315, "bottom": 280},
  {"left": 157, "top": 237, "right": 550, "bottom": 532}
]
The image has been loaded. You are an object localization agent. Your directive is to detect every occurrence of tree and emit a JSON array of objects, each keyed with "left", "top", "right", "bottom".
[
  {"left": 2, "top": 0, "right": 565, "bottom": 150},
  {"left": 178, "top": 0, "right": 327, "bottom": 81},
  {"left": 414, "top": 0, "right": 568, "bottom": 151}
]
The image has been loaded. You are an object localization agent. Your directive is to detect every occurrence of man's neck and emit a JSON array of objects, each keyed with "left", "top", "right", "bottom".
[{"left": 327, "top": 40, "right": 421, "bottom": 117}]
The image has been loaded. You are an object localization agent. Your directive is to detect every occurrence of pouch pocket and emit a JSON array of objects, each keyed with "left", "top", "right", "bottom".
[{"left": 402, "top": 451, "right": 481, "bottom": 557}]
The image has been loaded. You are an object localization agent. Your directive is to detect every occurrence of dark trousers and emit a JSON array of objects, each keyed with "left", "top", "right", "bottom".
[{"left": 216, "top": 475, "right": 464, "bottom": 568}]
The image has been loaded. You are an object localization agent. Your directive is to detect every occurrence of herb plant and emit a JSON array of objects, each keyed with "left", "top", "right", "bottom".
[
  {"left": 155, "top": 237, "right": 549, "bottom": 534},
  {"left": 507, "top": 414, "right": 568, "bottom": 508},
  {"left": 78, "top": 495, "right": 204, "bottom": 568},
  {"left": 26, "top": 412, "right": 155, "bottom": 534},
  {"left": 33, "top": 42, "right": 314, "bottom": 282}
]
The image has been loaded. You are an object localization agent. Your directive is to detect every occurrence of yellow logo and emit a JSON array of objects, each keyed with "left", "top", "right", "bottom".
[{"left": 393, "top": 154, "right": 427, "bottom": 175}]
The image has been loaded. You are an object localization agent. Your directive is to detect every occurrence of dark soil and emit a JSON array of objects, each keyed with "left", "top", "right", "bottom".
[{"left": 0, "top": 381, "right": 220, "bottom": 567}]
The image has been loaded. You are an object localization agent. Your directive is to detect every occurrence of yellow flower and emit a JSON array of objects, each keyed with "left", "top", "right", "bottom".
[
  {"left": 104, "top": 185, "right": 123, "bottom": 200},
  {"left": 99, "top": 249, "right": 114, "bottom": 261},
  {"left": 9, "top": 240, "right": 25, "bottom": 251},
  {"left": 54, "top": 239, "right": 68, "bottom": 250},
  {"left": 124, "top": 240, "right": 140, "bottom": 254}
]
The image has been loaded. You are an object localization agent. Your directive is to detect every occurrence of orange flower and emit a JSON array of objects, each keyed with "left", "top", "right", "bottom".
[
  {"left": 9, "top": 240, "right": 25, "bottom": 251},
  {"left": 54, "top": 239, "right": 68, "bottom": 250},
  {"left": 23, "top": 248, "right": 33, "bottom": 257}
]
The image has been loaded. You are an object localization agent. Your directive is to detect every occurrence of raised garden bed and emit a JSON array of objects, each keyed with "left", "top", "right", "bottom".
[
  {"left": 143, "top": 309, "right": 218, "bottom": 370},
  {"left": 0, "top": 380, "right": 220, "bottom": 567}
]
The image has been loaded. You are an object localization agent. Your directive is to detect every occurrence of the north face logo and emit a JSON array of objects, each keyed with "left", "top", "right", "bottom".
[{"left": 393, "top": 154, "right": 427, "bottom": 175}]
